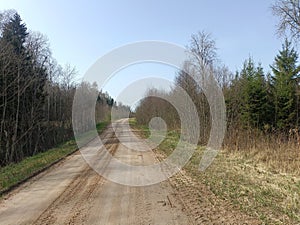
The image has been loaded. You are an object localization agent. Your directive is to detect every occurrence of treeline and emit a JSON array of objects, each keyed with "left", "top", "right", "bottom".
[
  {"left": 0, "top": 11, "right": 114, "bottom": 166},
  {"left": 135, "top": 31, "right": 300, "bottom": 148},
  {"left": 226, "top": 39, "right": 300, "bottom": 132}
]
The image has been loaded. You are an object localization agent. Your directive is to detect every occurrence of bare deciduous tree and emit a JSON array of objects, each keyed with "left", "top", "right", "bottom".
[
  {"left": 272, "top": 0, "right": 300, "bottom": 40},
  {"left": 189, "top": 30, "right": 218, "bottom": 68},
  {"left": 61, "top": 63, "right": 77, "bottom": 90}
]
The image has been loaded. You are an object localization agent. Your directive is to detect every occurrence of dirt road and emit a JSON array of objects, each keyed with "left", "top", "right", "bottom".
[
  {"left": 0, "top": 120, "right": 193, "bottom": 225},
  {"left": 0, "top": 119, "right": 260, "bottom": 224}
]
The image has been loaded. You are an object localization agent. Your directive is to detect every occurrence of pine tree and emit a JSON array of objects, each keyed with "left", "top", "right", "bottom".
[{"left": 271, "top": 39, "right": 300, "bottom": 130}]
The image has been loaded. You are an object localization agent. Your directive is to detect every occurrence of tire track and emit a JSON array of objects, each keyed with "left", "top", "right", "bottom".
[
  {"left": 154, "top": 151, "right": 260, "bottom": 224},
  {"left": 33, "top": 133, "right": 119, "bottom": 225}
]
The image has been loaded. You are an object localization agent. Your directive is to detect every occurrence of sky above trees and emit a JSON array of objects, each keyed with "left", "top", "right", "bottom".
[{"left": 0, "top": 0, "right": 284, "bottom": 99}]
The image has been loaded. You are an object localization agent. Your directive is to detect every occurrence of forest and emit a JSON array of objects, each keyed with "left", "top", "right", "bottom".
[{"left": 0, "top": 11, "right": 115, "bottom": 166}]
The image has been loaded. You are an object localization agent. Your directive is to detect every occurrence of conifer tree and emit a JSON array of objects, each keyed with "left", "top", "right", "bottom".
[
  {"left": 271, "top": 39, "right": 300, "bottom": 130},
  {"left": 239, "top": 58, "right": 271, "bottom": 128}
]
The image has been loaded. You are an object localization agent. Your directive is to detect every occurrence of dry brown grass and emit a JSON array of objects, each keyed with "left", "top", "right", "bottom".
[{"left": 224, "top": 128, "right": 300, "bottom": 175}]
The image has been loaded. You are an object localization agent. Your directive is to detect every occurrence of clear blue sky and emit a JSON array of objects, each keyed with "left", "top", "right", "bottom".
[{"left": 0, "top": 0, "right": 284, "bottom": 102}]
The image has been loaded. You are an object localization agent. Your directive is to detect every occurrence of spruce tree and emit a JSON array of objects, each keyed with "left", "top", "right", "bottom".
[
  {"left": 239, "top": 58, "right": 271, "bottom": 129},
  {"left": 2, "top": 13, "right": 28, "bottom": 55},
  {"left": 271, "top": 39, "right": 300, "bottom": 130}
]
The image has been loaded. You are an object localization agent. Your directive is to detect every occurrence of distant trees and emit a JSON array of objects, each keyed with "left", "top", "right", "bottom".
[
  {"left": 0, "top": 11, "right": 114, "bottom": 166},
  {"left": 135, "top": 89, "right": 180, "bottom": 130}
]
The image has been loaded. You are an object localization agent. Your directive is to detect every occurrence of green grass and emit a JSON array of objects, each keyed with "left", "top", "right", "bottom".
[
  {"left": 0, "top": 121, "right": 109, "bottom": 196},
  {"left": 129, "top": 118, "right": 150, "bottom": 138},
  {"left": 0, "top": 140, "right": 77, "bottom": 193}
]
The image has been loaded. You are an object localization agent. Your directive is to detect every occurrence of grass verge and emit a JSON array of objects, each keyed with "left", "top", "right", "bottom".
[
  {"left": 0, "top": 121, "right": 109, "bottom": 196},
  {"left": 129, "top": 118, "right": 150, "bottom": 138}
]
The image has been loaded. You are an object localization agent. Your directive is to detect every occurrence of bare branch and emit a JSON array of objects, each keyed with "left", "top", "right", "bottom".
[{"left": 272, "top": 0, "right": 300, "bottom": 40}]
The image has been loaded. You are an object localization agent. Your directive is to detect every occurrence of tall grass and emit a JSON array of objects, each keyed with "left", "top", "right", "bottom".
[{"left": 224, "top": 127, "right": 300, "bottom": 175}]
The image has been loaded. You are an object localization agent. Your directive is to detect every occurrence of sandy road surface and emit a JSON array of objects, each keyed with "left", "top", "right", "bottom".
[{"left": 0, "top": 120, "right": 193, "bottom": 225}]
